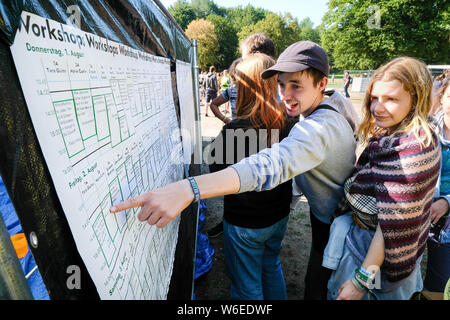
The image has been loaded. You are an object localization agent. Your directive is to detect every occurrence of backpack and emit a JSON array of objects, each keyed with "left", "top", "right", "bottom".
[{"left": 206, "top": 74, "right": 217, "bottom": 91}]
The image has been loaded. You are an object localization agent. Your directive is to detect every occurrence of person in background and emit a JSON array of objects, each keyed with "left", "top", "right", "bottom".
[
  {"left": 209, "top": 59, "right": 241, "bottom": 124},
  {"left": 240, "top": 32, "right": 276, "bottom": 59},
  {"left": 217, "top": 72, "right": 223, "bottom": 93},
  {"left": 433, "top": 73, "right": 445, "bottom": 94},
  {"left": 444, "top": 69, "right": 450, "bottom": 85},
  {"left": 205, "top": 66, "right": 219, "bottom": 117},
  {"left": 424, "top": 79, "right": 450, "bottom": 293},
  {"left": 199, "top": 71, "right": 206, "bottom": 101},
  {"left": 220, "top": 69, "right": 231, "bottom": 115},
  {"left": 324, "top": 57, "right": 440, "bottom": 300},
  {"left": 430, "top": 73, "right": 446, "bottom": 115},
  {"left": 343, "top": 71, "right": 352, "bottom": 98},
  {"left": 208, "top": 53, "right": 297, "bottom": 299}
]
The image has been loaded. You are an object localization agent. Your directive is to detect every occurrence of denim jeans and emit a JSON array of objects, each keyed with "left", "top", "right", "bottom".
[
  {"left": 327, "top": 239, "right": 424, "bottom": 300},
  {"left": 344, "top": 85, "right": 350, "bottom": 98},
  {"left": 223, "top": 216, "right": 289, "bottom": 300},
  {"left": 322, "top": 212, "right": 353, "bottom": 270}
]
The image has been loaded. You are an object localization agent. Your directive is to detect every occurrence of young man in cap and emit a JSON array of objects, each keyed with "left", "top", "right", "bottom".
[
  {"left": 111, "top": 41, "right": 360, "bottom": 300},
  {"left": 260, "top": 41, "right": 360, "bottom": 299}
]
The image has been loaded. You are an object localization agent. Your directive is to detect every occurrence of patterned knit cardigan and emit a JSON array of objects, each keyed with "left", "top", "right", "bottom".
[{"left": 349, "top": 128, "right": 441, "bottom": 282}]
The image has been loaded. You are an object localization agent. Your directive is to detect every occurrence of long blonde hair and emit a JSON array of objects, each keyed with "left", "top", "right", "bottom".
[
  {"left": 358, "top": 57, "right": 434, "bottom": 147},
  {"left": 234, "top": 53, "right": 285, "bottom": 143}
]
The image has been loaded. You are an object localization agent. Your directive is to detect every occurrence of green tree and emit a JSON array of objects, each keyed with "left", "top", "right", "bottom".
[
  {"left": 168, "top": 0, "right": 197, "bottom": 31},
  {"left": 191, "top": 0, "right": 226, "bottom": 19},
  {"left": 206, "top": 14, "right": 239, "bottom": 70},
  {"left": 226, "top": 5, "right": 268, "bottom": 33},
  {"left": 321, "top": 0, "right": 449, "bottom": 70},
  {"left": 298, "top": 18, "right": 321, "bottom": 44},
  {"left": 238, "top": 12, "right": 302, "bottom": 57},
  {"left": 185, "top": 19, "right": 219, "bottom": 70}
]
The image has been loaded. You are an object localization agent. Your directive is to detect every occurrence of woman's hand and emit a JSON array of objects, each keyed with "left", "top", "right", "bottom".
[
  {"left": 336, "top": 279, "right": 365, "bottom": 300},
  {"left": 109, "top": 179, "right": 194, "bottom": 228},
  {"left": 430, "top": 198, "right": 449, "bottom": 225}
]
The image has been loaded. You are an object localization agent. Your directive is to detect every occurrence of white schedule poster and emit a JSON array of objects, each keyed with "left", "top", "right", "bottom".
[
  {"left": 10, "top": 11, "right": 185, "bottom": 299},
  {"left": 175, "top": 60, "right": 196, "bottom": 165}
]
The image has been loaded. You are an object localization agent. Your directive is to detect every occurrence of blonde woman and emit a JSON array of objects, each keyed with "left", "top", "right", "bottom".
[{"left": 324, "top": 57, "right": 441, "bottom": 300}]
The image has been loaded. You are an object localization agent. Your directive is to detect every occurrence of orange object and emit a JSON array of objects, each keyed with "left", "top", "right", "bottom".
[{"left": 10, "top": 233, "right": 29, "bottom": 259}]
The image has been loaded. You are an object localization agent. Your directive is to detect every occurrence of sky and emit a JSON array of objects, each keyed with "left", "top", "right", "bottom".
[{"left": 159, "top": 0, "right": 329, "bottom": 27}]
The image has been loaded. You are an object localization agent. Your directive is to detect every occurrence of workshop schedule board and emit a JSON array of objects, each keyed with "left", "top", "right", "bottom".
[
  {"left": 176, "top": 60, "right": 196, "bottom": 165},
  {"left": 10, "top": 11, "right": 185, "bottom": 299}
]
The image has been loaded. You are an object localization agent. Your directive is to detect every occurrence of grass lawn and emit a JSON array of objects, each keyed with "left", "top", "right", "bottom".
[{"left": 325, "top": 78, "right": 365, "bottom": 115}]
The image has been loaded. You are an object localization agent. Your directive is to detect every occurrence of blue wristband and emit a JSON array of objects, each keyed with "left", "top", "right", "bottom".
[
  {"left": 187, "top": 177, "right": 200, "bottom": 203},
  {"left": 359, "top": 266, "right": 375, "bottom": 281},
  {"left": 355, "top": 266, "right": 376, "bottom": 289}
]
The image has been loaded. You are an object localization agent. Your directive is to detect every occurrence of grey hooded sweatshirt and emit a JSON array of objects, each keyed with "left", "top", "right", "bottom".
[{"left": 231, "top": 90, "right": 360, "bottom": 224}]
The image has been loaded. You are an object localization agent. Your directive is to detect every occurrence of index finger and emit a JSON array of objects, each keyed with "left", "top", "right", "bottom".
[
  {"left": 432, "top": 213, "right": 441, "bottom": 225},
  {"left": 110, "top": 195, "right": 144, "bottom": 213}
]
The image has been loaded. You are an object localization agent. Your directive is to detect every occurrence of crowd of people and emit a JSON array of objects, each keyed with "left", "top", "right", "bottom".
[{"left": 110, "top": 33, "right": 450, "bottom": 300}]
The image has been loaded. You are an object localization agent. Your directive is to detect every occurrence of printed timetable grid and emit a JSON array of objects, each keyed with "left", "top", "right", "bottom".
[
  {"left": 10, "top": 11, "right": 185, "bottom": 299},
  {"left": 38, "top": 55, "right": 183, "bottom": 299}
]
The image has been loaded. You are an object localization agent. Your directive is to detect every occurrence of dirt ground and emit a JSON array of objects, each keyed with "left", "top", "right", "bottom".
[{"left": 193, "top": 162, "right": 311, "bottom": 300}]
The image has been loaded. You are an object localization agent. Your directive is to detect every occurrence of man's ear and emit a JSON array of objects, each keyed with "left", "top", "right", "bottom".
[{"left": 319, "top": 77, "right": 328, "bottom": 92}]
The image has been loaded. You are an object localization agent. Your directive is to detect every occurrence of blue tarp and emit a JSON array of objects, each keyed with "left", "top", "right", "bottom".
[
  {"left": 0, "top": 175, "right": 49, "bottom": 300},
  {"left": 194, "top": 200, "right": 214, "bottom": 280}
]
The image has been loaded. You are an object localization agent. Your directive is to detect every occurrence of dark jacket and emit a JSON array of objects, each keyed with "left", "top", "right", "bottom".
[
  {"left": 205, "top": 73, "right": 218, "bottom": 92},
  {"left": 208, "top": 116, "right": 298, "bottom": 228}
]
